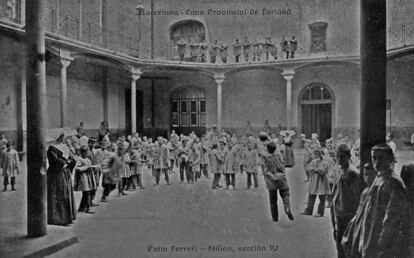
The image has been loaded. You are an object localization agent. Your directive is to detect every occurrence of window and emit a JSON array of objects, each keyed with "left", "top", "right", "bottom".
[
  {"left": 171, "top": 87, "right": 206, "bottom": 127},
  {"left": 309, "top": 22, "right": 328, "bottom": 53},
  {"left": 170, "top": 20, "right": 206, "bottom": 59},
  {"left": 301, "top": 84, "right": 332, "bottom": 102}
]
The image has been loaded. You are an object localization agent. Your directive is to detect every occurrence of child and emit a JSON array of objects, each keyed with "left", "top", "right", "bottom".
[
  {"left": 331, "top": 144, "right": 363, "bottom": 257},
  {"left": 200, "top": 137, "right": 210, "bottom": 179},
  {"left": 1, "top": 142, "right": 19, "bottom": 191},
  {"left": 74, "top": 145, "right": 96, "bottom": 214},
  {"left": 190, "top": 143, "right": 201, "bottom": 182},
  {"left": 244, "top": 137, "right": 260, "bottom": 190},
  {"left": 263, "top": 142, "right": 294, "bottom": 221},
  {"left": 209, "top": 142, "right": 224, "bottom": 189},
  {"left": 100, "top": 143, "right": 125, "bottom": 202},
  {"left": 224, "top": 142, "right": 239, "bottom": 190},
  {"left": 360, "top": 144, "right": 410, "bottom": 258},
  {"left": 341, "top": 162, "right": 377, "bottom": 258},
  {"left": 300, "top": 149, "right": 330, "bottom": 217}
]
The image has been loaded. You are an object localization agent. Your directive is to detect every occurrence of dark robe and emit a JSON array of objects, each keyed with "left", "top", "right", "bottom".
[
  {"left": 283, "top": 139, "right": 295, "bottom": 167},
  {"left": 47, "top": 145, "right": 77, "bottom": 225}
]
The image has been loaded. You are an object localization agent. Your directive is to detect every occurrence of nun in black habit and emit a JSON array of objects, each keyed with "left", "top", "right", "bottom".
[{"left": 47, "top": 133, "right": 77, "bottom": 226}]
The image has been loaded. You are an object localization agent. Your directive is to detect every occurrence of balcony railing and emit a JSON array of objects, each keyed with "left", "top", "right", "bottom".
[
  {"left": 388, "top": 23, "right": 414, "bottom": 49},
  {"left": 43, "top": 7, "right": 140, "bottom": 57},
  {"left": 0, "top": 0, "right": 22, "bottom": 24}
]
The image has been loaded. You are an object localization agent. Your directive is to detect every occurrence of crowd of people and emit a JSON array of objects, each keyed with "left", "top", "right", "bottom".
[
  {"left": 176, "top": 36, "right": 298, "bottom": 63},
  {"left": 44, "top": 123, "right": 298, "bottom": 225},
  {"left": 1, "top": 121, "right": 413, "bottom": 257},
  {"left": 300, "top": 131, "right": 413, "bottom": 258}
]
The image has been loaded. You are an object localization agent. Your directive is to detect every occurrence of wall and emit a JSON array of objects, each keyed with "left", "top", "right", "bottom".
[
  {"left": 387, "top": 57, "right": 414, "bottom": 148},
  {"left": 0, "top": 36, "right": 24, "bottom": 145},
  {"left": 292, "top": 62, "right": 361, "bottom": 139}
]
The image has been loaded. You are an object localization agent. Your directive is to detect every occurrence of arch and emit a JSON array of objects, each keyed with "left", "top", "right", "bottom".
[
  {"left": 298, "top": 83, "right": 335, "bottom": 143},
  {"left": 170, "top": 86, "right": 206, "bottom": 136},
  {"left": 169, "top": 20, "right": 206, "bottom": 61}
]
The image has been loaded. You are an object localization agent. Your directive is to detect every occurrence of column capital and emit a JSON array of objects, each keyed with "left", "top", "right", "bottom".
[
  {"left": 282, "top": 69, "right": 295, "bottom": 81},
  {"left": 59, "top": 58, "right": 72, "bottom": 69},
  {"left": 59, "top": 49, "right": 73, "bottom": 69},
  {"left": 130, "top": 67, "right": 143, "bottom": 81},
  {"left": 213, "top": 72, "right": 225, "bottom": 85}
]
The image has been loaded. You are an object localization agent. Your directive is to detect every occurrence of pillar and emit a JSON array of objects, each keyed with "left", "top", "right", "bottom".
[
  {"left": 59, "top": 54, "right": 72, "bottom": 128},
  {"left": 131, "top": 67, "right": 142, "bottom": 134},
  {"left": 78, "top": 0, "right": 83, "bottom": 39},
  {"left": 26, "top": 0, "right": 47, "bottom": 237},
  {"left": 214, "top": 72, "right": 225, "bottom": 131},
  {"left": 102, "top": 67, "right": 109, "bottom": 125},
  {"left": 282, "top": 69, "right": 295, "bottom": 130},
  {"left": 360, "top": 0, "right": 386, "bottom": 175}
]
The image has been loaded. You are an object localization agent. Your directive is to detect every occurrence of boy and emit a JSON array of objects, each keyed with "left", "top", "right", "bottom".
[
  {"left": 244, "top": 137, "right": 260, "bottom": 190},
  {"left": 1, "top": 142, "right": 19, "bottom": 191},
  {"left": 341, "top": 163, "right": 377, "bottom": 258},
  {"left": 301, "top": 149, "right": 330, "bottom": 217},
  {"left": 263, "top": 142, "right": 294, "bottom": 221},
  {"left": 360, "top": 144, "right": 410, "bottom": 258},
  {"left": 331, "top": 144, "right": 362, "bottom": 258},
  {"left": 209, "top": 142, "right": 224, "bottom": 189}
]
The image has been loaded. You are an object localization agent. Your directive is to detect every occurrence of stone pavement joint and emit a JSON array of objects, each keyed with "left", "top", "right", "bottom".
[{"left": 23, "top": 236, "right": 79, "bottom": 258}]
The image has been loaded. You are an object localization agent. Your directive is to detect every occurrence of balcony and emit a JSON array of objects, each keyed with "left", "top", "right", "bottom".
[{"left": 0, "top": 1, "right": 414, "bottom": 68}]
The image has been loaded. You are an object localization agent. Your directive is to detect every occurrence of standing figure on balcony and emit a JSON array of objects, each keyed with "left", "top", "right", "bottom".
[
  {"left": 233, "top": 39, "right": 242, "bottom": 63},
  {"left": 242, "top": 36, "right": 251, "bottom": 62},
  {"left": 210, "top": 39, "right": 219, "bottom": 63},
  {"left": 268, "top": 38, "right": 278, "bottom": 60},
  {"left": 190, "top": 40, "right": 199, "bottom": 62},
  {"left": 280, "top": 36, "right": 290, "bottom": 59},
  {"left": 252, "top": 39, "right": 262, "bottom": 62},
  {"left": 289, "top": 36, "right": 298, "bottom": 58},
  {"left": 177, "top": 38, "right": 186, "bottom": 61},
  {"left": 220, "top": 42, "right": 228, "bottom": 63},
  {"left": 263, "top": 37, "right": 271, "bottom": 60},
  {"left": 199, "top": 40, "right": 208, "bottom": 63}
]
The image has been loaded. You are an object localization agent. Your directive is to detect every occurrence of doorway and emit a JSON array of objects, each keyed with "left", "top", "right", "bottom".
[{"left": 300, "top": 83, "right": 333, "bottom": 144}]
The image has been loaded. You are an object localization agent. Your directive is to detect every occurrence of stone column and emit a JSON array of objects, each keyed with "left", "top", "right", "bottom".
[
  {"left": 282, "top": 69, "right": 295, "bottom": 129},
  {"left": 214, "top": 72, "right": 225, "bottom": 131},
  {"left": 360, "top": 0, "right": 386, "bottom": 176},
  {"left": 131, "top": 68, "right": 142, "bottom": 134},
  {"left": 26, "top": 0, "right": 47, "bottom": 237},
  {"left": 59, "top": 52, "right": 72, "bottom": 128}
]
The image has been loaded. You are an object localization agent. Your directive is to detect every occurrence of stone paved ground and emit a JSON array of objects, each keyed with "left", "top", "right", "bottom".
[{"left": 2, "top": 150, "right": 412, "bottom": 258}]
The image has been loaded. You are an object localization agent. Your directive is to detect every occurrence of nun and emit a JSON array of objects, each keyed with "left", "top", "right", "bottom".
[{"left": 46, "top": 133, "right": 77, "bottom": 226}]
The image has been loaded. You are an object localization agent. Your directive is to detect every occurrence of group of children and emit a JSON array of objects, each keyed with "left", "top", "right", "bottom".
[
  {"left": 44, "top": 127, "right": 297, "bottom": 223},
  {"left": 176, "top": 35, "right": 298, "bottom": 63}
]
